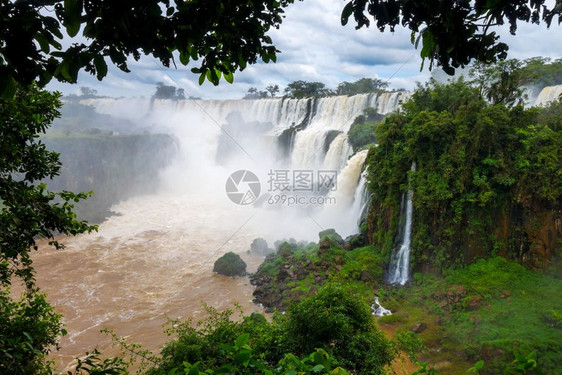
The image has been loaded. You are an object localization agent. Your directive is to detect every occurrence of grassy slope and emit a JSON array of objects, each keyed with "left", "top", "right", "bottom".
[
  {"left": 253, "top": 241, "right": 561, "bottom": 374},
  {"left": 379, "top": 257, "right": 562, "bottom": 374}
]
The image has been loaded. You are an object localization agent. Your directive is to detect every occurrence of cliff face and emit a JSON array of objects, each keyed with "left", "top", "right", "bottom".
[
  {"left": 367, "top": 194, "right": 562, "bottom": 271},
  {"left": 42, "top": 134, "right": 177, "bottom": 223}
]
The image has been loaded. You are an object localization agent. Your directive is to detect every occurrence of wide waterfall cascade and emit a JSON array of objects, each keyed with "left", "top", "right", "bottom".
[
  {"left": 289, "top": 92, "right": 408, "bottom": 169},
  {"left": 83, "top": 93, "right": 407, "bottom": 239},
  {"left": 534, "top": 85, "right": 562, "bottom": 107},
  {"left": 387, "top": 163, "right": 415, "bottom": 285}
]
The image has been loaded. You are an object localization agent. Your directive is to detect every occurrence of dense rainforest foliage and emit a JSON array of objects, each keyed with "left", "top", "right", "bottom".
[
  {"left": 366, "top": 78, "right": 561, "bottom": 271},
  {"left": 0, "top": 86, "right": 96, "bottom": 374}
]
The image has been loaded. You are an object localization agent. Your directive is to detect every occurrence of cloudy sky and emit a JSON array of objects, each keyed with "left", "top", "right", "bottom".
[{"left": 47, "top": 0, "right": 562, "bottom": 100}]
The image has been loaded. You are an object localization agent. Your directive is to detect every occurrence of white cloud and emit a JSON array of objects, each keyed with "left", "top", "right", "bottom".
[{"left": 47, "top": 0, "right": 562, "bottom": 99}]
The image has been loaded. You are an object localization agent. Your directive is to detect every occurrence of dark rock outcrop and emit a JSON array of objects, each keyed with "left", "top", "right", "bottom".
[
  {"left": 213, "top": 252, "right": 247, "bottom": 277},
  {"left": 249, "top": 238, "right": 274, "bottom": 256}
]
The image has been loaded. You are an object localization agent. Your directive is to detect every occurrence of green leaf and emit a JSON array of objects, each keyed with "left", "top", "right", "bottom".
[
  {"left": 234, "top": 350, "right": 251, "bottom": 366},
  {"left": 235, "top": 333, "right": 250, "bottom": 348},
  {"left": 341, "top": 2, "right": 354, "bottom": 26},
  {"left": 312, "top": 364, "right": 325, "bottom": 372},
  {"left": 0, "top": 72, "right": 17, "bottom": 99},
  {"left": 64, "top": 0, "right": 82, "bottom": 37},
  {"left": 224, "top": 70, "right": 234, "bottom": 84},
  {"left": 35, "top": 33, "right": 50, "bottom": 53},
  {"left": 179, "top": 50, "right": 190, "bottom": 66},
  {"left": 420, "top": 31, "right": 435, "bottom": 59},
  {"left": 198, "top": 72, "right": 206, "bottom": 85},
  {"left": 93, "top": 55, "right": 108, "bottom": 80}
]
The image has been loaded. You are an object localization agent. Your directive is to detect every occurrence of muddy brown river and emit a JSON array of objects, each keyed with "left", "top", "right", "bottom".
[{"left": 31, "top": 193, "right": 275, "bottom": 371}]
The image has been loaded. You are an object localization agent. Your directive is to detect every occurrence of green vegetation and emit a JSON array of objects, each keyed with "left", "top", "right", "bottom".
[
  {"left": 337, "top": 78, "right": 389, "bottom": 96},
  {"left": 0, "top": 289, "right": 63, "bottom": 375},
  {"left": 347, "top": 107, "right": 385, "bottom": 151},
  {"left": 133, "top": 284, "right": 394, "bottom": 375},
  {"left": 244, "top": 78, "right": 398, "bottom": 100},
  {"left": 284, "top": 285, "right": 394, "bottom": 374},
  {"left": 366, "top": 77, "right": 562, "bottom": 269},
  {"left": 251, "top": 236, "right": 384, "bottom": 311},
  {"left": 152, "top": 82, "right": 187, "bottom": 101},
  {"left": 521, "top": 57, "right": 562, "bottom": 89},
  {"left": 0, "top": 86, "right": 96, "bottom": 373},
  {"left": 378, "top": 257, "right": 562, "bottom": 374},
  {"left": 49, "top": 101, "right": 136, "bottom": 135},
  {"left": 342, "top": 1, "right": 562, "bottom": 75},
  {"left": 283, "top": 81, "right": 335, "bottom": 99},
  {"left": 0, "top": 0, "right": 296, "bottom": 96}
]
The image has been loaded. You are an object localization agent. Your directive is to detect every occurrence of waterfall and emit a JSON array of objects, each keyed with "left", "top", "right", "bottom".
[
  {"left": 534, "top": 85, "right": 562, "bottom": 107},
  {"left": 323, "top": 133, "right": 352, "bottom": 170},
  {"left": 319, "top": 150, "right": 369, "bottom": 237},
  {"left": 82, "top": 93, "right": 407, "bottom": 238},
  {"left": 387, "top": 163, "right": 415, "bottom": 285},
  {"left": 330, "top": 150, "right": 369, "bottom": 207},
  {"left": 350, "top": 171, "right": 369, "bottom": 227},
  {"left": 371, "top": 296, "right": 392, "bottom": 317}
]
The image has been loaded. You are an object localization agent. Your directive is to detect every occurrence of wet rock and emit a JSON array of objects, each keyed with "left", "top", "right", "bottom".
[
  {"left": 278, "top": 243, "right": 294, "bottom": 259},
  {"left": 250, "top": 237, "right": 274, "bottom": 255},
  {"left": 411, "top": 322, "right": 428, "bottom": 333},
  {"left": 466, "top": 296, "right": 483, "bottom": 311},
  {"left": 318, "top": 237, "right": 332, "bottom": 252},
  {"left": 213, "top": 252, "right": 247, "bottom": 277},
  {"left": 345, "top": 233, "right": 366, "bottom": 250},
  {"left": 318, "top": 228, "right": 344, "bottom": 245},
  {"left": 359, "top": 270, "right": 374, "bottom": 282}
]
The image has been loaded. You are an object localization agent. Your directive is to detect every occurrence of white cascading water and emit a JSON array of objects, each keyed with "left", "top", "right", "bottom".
[
  {"left": 320, "top": 150, "right": 369, "bottom": 235},
  {"left": 350, "top": 170, "right": 369, "bottom": 227},
  {"left": 387, "top": 163, "right": 415, "bottom": 285},
  {"left": 323, "top": 133, "right": 352, "bottom": 170},
  {"left": 289, "top": 92, "right": 408, "bottom": 168},
  {"left": 371, "top": 296, "right": 392, "bottom": 317},
  {"left": 35, "top": 93, "right": 406, "bottom": 369},
  {"left": 534, "top": 84, "right": 562, "bottom": 107}
]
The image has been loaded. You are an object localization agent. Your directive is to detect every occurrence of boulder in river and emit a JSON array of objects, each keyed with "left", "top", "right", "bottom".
[{"left": 213, "top": 252, "right": 247, "bottom": 277}]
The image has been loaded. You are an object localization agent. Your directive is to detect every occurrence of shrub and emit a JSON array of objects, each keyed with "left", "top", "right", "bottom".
[{"left": 283, "top": 284, "right": 395, "bottom": 374}]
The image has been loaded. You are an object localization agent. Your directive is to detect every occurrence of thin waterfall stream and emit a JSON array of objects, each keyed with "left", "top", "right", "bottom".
[{"left": 387, "top": 163, "right": 415, "bottom": 285}]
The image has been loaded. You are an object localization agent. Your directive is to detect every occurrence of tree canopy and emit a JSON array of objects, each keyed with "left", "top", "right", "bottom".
[
  {"left": 152, "top": 82, "right": 185, "bottom": 100},
  {"left": 3, "top": 1, "right": 561, "bottom": 99},
  {"left": 342, "top": 0, "right": 562, "bottom": 74},
  {"left": 337, "top": 78, "right": 389, "bottom": 96},
  {"left": 284, "top": 80, "right": 334, "bottom": 98},
  {"left": 0, "top": 0, "right": 297, "bottom": 98}
]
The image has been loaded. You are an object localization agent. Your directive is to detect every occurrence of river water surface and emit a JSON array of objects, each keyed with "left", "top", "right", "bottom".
[{"left": 32, "top": 193, "right": 276, "bottom": 370}]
